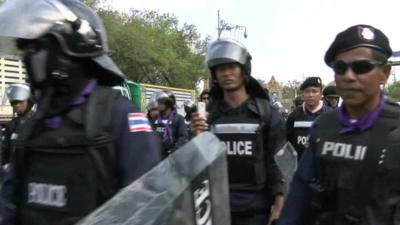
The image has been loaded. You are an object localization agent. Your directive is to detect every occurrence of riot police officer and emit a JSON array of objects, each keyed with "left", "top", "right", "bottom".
[
  {"left": 199, "top": 89, "right": 210, "bottom": 104},
  {"left": 0, "top": 0, "right": 161, "bottom": 224},
  {"left": 183, "top": 100, "right": 196, "bottom": 127},
  {"left": 191, "top": 39, "right": 286, "bottom": 225},
  {"left": 153, "top": 91, "right": 188, "bottom": 158},
  {"left": 322, "top": 85, "right": 340, "bottom": 108},
  {"left": 146, "top": 99, "right": 159, "bottom": 129},
  {"left": 281, "top": 109, "right": 289, "bottom": 121},
  {"left": 286, "top": 77, "right": 331, "bottom": 159},
  {"left": 1, "top": 84, "right": 35, "bottom": 166},
  {"left": 291, "top": 95, "right": 303, "bottom": 112},
  {"left": 278, "top": 24, "right": 397, "bottom": 225}
]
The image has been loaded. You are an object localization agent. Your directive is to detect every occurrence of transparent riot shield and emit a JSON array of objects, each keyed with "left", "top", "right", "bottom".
[
  {"left": 77, "top": 132, "right": 230, "bottom": 225},
  {"left": 274, "top": 142, "right": 298, "bottom": 193}
]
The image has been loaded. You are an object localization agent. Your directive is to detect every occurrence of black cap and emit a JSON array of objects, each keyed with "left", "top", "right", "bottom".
[
  {"left": 300, "top": 77, "right": 322, "bottom": 91},
  {"left": 324, "top": 24, "right": 392, "bottom": 65},
  {"left": 322, "top": 85, "right": 337, "bottom": 96}
]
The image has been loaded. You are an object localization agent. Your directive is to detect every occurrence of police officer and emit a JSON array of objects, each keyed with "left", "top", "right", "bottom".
[
  {"left": 271, "top": 93, "right": 284, "bottom": 110},
  {"left": 183, "top": 100, "right": 196, "bottom": 127},
  {"left": 153, "top": 91, "right": 188, "bottom": 158},
  {"left": 0, "top": 0, "right": 161, "bottom": 224},
  {"left": 286, "top": 77, "right": 331, "bottom": 159},
  {"left": 1, "top": 84, "right": 35, "bottom": 166},
  {"left": 322, "top": 85, "right": 340, "bottom": 108},
  {"left": 146, "top": 100, "right": 159, "bottom": 129},
  {"left": 191, "top": 39, "right": 286, "bottom": 225},
  {"left": 199, "top": 89, "right": 210, "bottom": 104},
  {"left": 281, "top": 109, "right": 289, "bottom": 121},
  {"left": 278, "top": 24, "right": 397, "bottom": 225},
  {"left": 291, "top": 95, "right": 304, "bottom": 112}
]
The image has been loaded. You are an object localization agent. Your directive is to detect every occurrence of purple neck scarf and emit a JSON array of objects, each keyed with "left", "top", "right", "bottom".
[
  {"left": 338, "top": 92, "right": 384, "bottom": 134},
  {"left": 45, "top": 79, "right": 97, "bottom": 129},
  {"left": 157, "top": 109, "right": 176, "bottom": 143}
]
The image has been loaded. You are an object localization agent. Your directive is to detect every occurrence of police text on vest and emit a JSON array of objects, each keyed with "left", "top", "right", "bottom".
[
  {"left": 223, "top": 141, "right": 253, "bottom": 156},
  {"left": 28, "top": 182, "right": 67, "bottom": 207},
  {"left": 321, "top": 142, "right": 367, "bottom": 160},
  {"left": 297, "top": 136, "right": 309, "bottom": 145}
]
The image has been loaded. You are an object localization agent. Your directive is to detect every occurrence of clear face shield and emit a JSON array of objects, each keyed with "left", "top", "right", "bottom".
[
  {"left": 0, "top": 0, "right": 79, "bottom": 87},
  {"left": 0, "top": 0, "right": 78, "bottom": 40},
  {"left": 6, "top": 84, "right": 31, "bottom": 102},
  {"left": 274, "top": 142, "right": 298, "bottom": 193}
]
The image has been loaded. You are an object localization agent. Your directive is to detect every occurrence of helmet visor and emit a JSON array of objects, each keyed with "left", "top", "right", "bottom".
[
  {"left": 7, "top": 84, "right": 30, "bottom": 101},
  {"left": 205, "top": 39, "right": 250, "bottom": 68},
  {"left": 0, "top": 0, "right": 77, "bottom": 40}
]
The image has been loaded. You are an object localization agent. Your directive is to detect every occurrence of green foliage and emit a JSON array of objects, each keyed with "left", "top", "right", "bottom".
[
  {"left": 387, "top": 81, "right": 400, "bottom": 100},
  {"left": 95, "top": 6, "right": 209, "bottom": 89},
  {"left": 282, "top": 80, "right": 301, "bottom": 100},
  {"left": 0, "top": 37, "right": 20, "bottom": 56}
]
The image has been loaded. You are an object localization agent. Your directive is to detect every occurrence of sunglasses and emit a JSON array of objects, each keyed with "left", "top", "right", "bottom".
[{"left": 330, "top": 60, "right": 385, "bottom": 75}]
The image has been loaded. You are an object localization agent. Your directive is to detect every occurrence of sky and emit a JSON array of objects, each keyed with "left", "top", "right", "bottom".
[{"left": 106, "top": 0, "right": 400, "bottom": 85}]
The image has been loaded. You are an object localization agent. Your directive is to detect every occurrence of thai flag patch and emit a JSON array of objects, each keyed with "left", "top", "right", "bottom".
[{"left": 128, "top": 113, "right": 153, "bottom": 132}]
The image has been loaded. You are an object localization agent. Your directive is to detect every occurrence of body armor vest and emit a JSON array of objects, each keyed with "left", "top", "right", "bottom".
[
  {"left": 209, "top": 98, "right": 270, "bottom": 186},
  {"left": 14, "top": 87, "right": 119, "bottom": 225},
  {"left": 154, "top": 112, "right": 180, "bottom": 156},
  {"left": 312, "top": 102, "right": 400, "bottom": 225},
  {"left": 288, "top": 107, "right": 327, "bottom": 158}
]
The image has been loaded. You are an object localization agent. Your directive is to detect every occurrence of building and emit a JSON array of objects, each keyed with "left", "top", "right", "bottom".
[
  {"left": 266, "top": 75, "right": 283, "bottom": 99},
  {"left": 0, "top": 53, "right": 27, "bottom": 123}
]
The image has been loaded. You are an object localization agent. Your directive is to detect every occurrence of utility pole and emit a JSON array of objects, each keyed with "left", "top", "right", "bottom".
[{"left": 217, "top": 10, "right": 247, "bottom": 40}]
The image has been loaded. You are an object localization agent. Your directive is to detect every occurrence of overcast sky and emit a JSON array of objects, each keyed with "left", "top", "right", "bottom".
[{"left": 106, "top": 0, "right": 400, "bottom": 85}]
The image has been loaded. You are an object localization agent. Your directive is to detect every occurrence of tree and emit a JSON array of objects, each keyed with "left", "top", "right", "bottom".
[
  {"left": 282, "top": 80, "right": 301, "bottom": 100},
  {"left": 97, "top": 9, "right": 209, "bottom": 88},
  {"left": 387, "top": 81, "right": 400, "bottom": 101}
]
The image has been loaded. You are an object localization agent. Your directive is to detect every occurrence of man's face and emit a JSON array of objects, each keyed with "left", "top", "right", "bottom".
[
  {"left": 324, "top": 94, "right": 340, "bottom": 108},
  {"left": 333, "top": 47, "right": 390, "bottom": 108},
  {"left": 157, "top": 102, "right": 167, "bottom": 112},
  {"left": 302, "top": 87, "right": 321, "bottom": 108},
  {"left": 200, "top": 94, "right": 209, "bottom": 104},
  {"left": 149, "top": 108, "right": 159, "bottom": 119},
  {"left": 11, "top": 100, "right": 29, "bottom": 116},
  {"left": 215, "top": 63, "right": 244, "bottom": 92}
]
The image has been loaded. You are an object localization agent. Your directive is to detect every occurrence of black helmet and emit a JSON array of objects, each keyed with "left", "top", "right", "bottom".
[
  {"left": 294, "top": 95, "right": 304, "bottom": 107},
  {"left": 0, "top": 0, "right": 124, "bottom": 85},
  {"left": 322, "top": 85, "right": 337, "bottom": 96},
  {"left": 205, "top": 39, "right": 268, "bottom": 100}
]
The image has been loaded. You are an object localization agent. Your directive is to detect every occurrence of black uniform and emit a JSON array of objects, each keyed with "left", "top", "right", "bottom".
[
  {"left": 1, "top": 110, "right": 34, "bottom": 166},
  {"left": 279, "top": 100, "right": 400, "bottom": 225},
  {"left": 0, "top": 86, "right": 161, "bottom": 225},
  {"left": 208, "top": 97, "right": 286, "bottom": 225},
  {"left": 286, "top": 105, "right": 331, "bottom": 159},
  {"left": 2, "top": 118, "right": 20, "bottom": 166},
  {"left": 154, "top": 111, "right": 188, "bottom": 157}
]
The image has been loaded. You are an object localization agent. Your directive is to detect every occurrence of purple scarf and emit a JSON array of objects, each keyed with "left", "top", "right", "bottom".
[
  {"left": 45, "top": 79, "right": 97, "bottom": 129},
  {"left": 157, "top": 109, "right": 176, "bottom": 143},
  {"left": 338, "top": 92, "right": 384, "bottom": 134}
]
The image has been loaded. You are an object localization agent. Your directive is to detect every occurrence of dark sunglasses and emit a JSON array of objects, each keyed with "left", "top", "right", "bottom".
[{"left": 330, "top": 60, "right": 385, "bottom": 75}]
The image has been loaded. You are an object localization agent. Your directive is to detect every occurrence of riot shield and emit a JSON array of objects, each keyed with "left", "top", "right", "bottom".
[
  {"left": 77, "top": 132, "right": 230, "bottom": 225},
  {"left": 274, "top": 142, "right": 298, "bottom": 193}
]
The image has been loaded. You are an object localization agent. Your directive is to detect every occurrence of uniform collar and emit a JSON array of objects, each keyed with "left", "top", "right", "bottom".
[
  {"left": 218, "top": 98, "right": 259, "bottom": 115},
  {"left": 338, "top": 92, "right": 384, "bottom": 134},
  {"left": 302, "top": 100, "right": 324, "bottom": 114},
  {"left": 44, "top": 79, "right": 97, "bottom": 129}
]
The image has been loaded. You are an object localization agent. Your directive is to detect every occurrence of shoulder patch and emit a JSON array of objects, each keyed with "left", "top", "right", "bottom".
[{"left": 128, "top": 113, "right": 153, "bottom": 132}]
